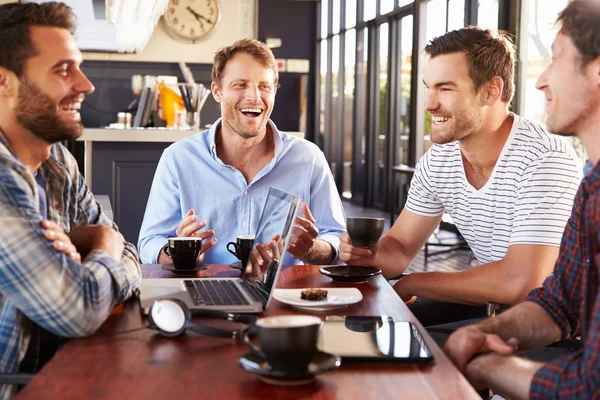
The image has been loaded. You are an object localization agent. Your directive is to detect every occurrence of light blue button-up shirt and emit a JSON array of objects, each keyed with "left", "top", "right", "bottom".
[{"left": 138, "top": 119, "right": 346, "bottom": 266}]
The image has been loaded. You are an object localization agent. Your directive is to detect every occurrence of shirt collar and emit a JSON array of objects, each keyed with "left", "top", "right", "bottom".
[
  {"left": 583, "top": 160, "right": 600, "bottom": 194},
  {"left": 208, "top": 118, "right": 283, "bottom": 160}
]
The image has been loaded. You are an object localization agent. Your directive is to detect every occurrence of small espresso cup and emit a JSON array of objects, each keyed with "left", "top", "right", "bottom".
[
  {"left": 240, "top": 315, "right": 322, "bottom": 372},
  {"left": 227, "top": 234, "right": 255, "bottom": 269},
  {"left": 167, "top": 237, "right": 203, "bottom": 270},
  {"left": 346, "top": 217, "right": 385, "bottom": 247}
]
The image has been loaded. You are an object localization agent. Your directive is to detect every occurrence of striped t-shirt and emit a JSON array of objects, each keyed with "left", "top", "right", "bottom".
[{"left": 406, "top": 114, "right": 582, "bottom": 264}]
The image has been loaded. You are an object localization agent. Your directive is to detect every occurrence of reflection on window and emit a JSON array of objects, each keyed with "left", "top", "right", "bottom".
[
  {"left": 321, "top": 0, "right": 329, "bottom": 38},
  {"left": 346, "top": 0, "right": 356, "bottom": 29},
  {"left": 319, "top": 40, "right": 328, "bottom": 139},
  {"left": 364, "top": 0, "right": 376, "bottom": 21},
  {"left": 448, "top": 0, "right": 465, "bottom": 31},
  {"left": 381, "top": 0, "right": 394, "bottom": 15},
  {"left": 343, "top": 29, "right": 357, "bottom": 198},
  {"left": 332, "top": 0, "right": 340, "bottom": 35},
  {"left": 478, "top": 0, "right": 498, "bottom": 30}
]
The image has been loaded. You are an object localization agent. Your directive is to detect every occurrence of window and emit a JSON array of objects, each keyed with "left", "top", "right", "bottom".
[
  {"left": 332, "top": 0, "right": 341, "bottom": 34},
  {"left": 381, "top": 0, "right": 395, "bottom": 15},
  {"left": 478, "top": 0, "right": 498, "bottom": 30},
  {"left": 346, "top": 0, "right": 357, "bottom": 29},
  {"left": 521, "top": 0, "right": 567, "bottom": 124},
  {"left": 321, "top": 0, "right": 329, "bottom": 38},
  {"left": 342, "top": 29, "right": 357, "bottom": 198},
  {"left": 364, "top": 1, "right": 376, "bottom": 21},
  {"left": 398, "top": 16, "right": 413, "bottom": 166}
]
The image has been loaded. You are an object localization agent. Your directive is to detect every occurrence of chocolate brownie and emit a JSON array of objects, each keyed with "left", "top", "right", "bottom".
[{"left": 300, "top": 288, "right": 328, "bottom": 301}]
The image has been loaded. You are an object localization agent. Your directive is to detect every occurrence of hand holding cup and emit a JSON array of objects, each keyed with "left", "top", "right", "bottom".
[
  {"left": 175, "top": 209, "right": 216, "bottom": 262},
  {"left": 339, "top": 217, "right": 385, "bottom": 266}
]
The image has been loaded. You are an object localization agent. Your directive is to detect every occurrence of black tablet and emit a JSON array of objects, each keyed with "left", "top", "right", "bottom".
[{"left": 317, "top": 316, "right": 435, "bottom": 364}]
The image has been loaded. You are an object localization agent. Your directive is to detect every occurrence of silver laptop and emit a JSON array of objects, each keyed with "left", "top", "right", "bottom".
[{"left": 139, "top": 187, "right": 300, "bottom": 313}]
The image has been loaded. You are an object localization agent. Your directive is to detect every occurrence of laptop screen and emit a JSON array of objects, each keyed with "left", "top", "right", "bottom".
[{"left": 250, "top": 187, "right": 299, "bottom": 306}]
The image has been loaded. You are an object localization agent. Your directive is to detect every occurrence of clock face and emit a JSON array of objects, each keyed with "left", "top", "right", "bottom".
[{"left": 163, "top": 0, "right": 222, "bottom": 43}]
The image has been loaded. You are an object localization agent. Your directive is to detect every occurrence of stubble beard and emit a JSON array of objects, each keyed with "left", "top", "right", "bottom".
[{"left": 14, "top": 79, "right": 83, "bottom": 144}]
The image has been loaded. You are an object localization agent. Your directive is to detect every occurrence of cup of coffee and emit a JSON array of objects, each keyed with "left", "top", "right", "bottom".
[
  {"left": 240, "top": 315, "right": 322, "bottom": 372},
  {"left": 167, "top": 237, "right": 203, "bottom": 270},
  {"left": 227, "top": 234, "right": 255, "bottom": 269},
  {"left": 346, "top": 217, "right": 385, "bottom": 247}
]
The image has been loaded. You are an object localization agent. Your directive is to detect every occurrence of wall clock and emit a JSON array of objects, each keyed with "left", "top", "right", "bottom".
[{"left": 162, "top": 0, "right": 222, "bottom": 43}]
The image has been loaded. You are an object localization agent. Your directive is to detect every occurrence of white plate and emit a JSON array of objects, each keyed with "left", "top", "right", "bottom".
[{"left": 272, "top": 288, "right": 363, "bottom": 311}]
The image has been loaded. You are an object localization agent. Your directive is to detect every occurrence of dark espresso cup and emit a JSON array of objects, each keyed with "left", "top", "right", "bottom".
[
  {"left": 241, "top": 315, "right": 322, "bottom": 372},
  {"left": 227, "top": 234, "right": 255, "bottom": 269},
  {"left": 167, "top": 237, "right": 202, "bottom": 270},
  {"left": 346, "top": 217, "right": 385, "bottom": 247}
]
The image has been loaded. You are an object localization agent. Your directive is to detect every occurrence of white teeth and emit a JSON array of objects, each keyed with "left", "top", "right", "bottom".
[
  {"left": 240, "top": 108, "right": 262, "bottom": 114},
  {"left": 61, "top": 102, "right": 81, "bottom": 112},
  {"left": 432, "top": 116, "right": 450, "bottom": 124}
]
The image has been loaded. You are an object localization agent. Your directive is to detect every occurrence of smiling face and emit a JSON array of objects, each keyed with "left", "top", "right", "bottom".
[
  {"left": 211, "top": 52, "right": 276, "bottom": 139},
  {"left": 422, "top": 52, "right": 487, "bottom": 144},
  {"left": 535, "top": 32, "right": 596, "bottom": 136},
  {"left": 13, "top": 26, "right": 94, "bottom": 143}
]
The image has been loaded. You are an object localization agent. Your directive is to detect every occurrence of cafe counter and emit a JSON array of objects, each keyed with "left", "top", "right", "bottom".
[{"left": 76, "top": 128, "right": 200, "bottom": 245}]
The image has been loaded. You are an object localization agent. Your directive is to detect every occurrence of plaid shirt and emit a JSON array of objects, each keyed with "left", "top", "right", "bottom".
[
  {"left": 0, "top": 133, "right": 141, "bottom": 399},
  {"left": 527, "top": 161, "right": 600, "bottom": 399}
]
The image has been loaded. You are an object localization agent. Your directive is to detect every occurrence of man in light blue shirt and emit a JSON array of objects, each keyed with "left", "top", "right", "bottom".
[{"left": 138, "top": 39, "right": 345, "bottom": 267}]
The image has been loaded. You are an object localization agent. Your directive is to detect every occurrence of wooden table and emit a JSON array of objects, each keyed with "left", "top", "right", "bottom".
[{"left": 16, "top": 265, "right": 479, "bottom": 400}]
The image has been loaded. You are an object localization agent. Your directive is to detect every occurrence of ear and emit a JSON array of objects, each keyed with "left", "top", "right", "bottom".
[
  {"left": 589, "top": 56, "right": 600, "bottom": 88},
  {"left": 211, "top": 81, "right": 221, "bottom": 103},
  {"left": 0, "top": 67, "right": 17, "bottom": 98},
  {"left": 483, "top": 76, "right": 504, "bottom": 105}
]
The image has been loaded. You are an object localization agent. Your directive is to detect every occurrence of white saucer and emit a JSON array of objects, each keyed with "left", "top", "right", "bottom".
[{"left": 272, "top": 288, "right": 363, "bottom": 311}]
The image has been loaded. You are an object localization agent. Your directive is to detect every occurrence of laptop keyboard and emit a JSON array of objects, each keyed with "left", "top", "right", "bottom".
[
  {"left": 184, "top": 280, "right": 263, "bottom": 306},
  {"left": 240, "top": 280, "right": 269, "bottom": 304}
]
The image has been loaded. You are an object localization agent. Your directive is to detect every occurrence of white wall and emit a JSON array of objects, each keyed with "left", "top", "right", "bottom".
[{"left": 83, "top": 0, "right": 256, "bottom": 64}]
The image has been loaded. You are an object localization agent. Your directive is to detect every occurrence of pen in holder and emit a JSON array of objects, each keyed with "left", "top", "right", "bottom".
[{"left": 177, "top": 83, "right": 210, "bottom": 130}]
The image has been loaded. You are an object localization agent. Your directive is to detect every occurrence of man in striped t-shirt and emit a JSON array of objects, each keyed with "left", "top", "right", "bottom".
[{"left": 339, "top": 27, "right": 582, "bottom": 328}]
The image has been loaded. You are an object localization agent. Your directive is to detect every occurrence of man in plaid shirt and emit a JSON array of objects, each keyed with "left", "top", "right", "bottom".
[
  {"left": 445, "top": 2, "right": 600, "bottom": 398},
  {"left": 0, "top": 3, "right": 141, "bottom": 398}
]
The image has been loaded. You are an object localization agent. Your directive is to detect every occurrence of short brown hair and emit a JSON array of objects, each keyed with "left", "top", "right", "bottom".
[
  {"left": 557, "top": 1, "right": 600, "bottom": 68},
  {"left": 0, "top": 2, "right": 76, "bottom": 77},
  {"left": 212, "top": 39, "right": 280, "bottom": 88},
  {"left": 425, "top": 27, "right": 516, "bottom": 103}
]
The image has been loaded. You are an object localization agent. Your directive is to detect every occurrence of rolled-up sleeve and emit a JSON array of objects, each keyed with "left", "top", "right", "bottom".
[
  {"left": 529, "top": 294, "right": 600, "bottom": 399},
  {"left": 308, "top": 149, "right": 346, "bottom": 262}
]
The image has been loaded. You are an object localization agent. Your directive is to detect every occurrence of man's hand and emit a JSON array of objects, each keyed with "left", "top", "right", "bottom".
[
  {"left": 246, "top": 234, "right": 282, "bottom": 278},
  {"left": 42, "top": 220, "right": 81, "bottom": 263},
  {"left": 175, "top": 209, "right": 217, "bottom": 262},
  {"left": 287, "top": 203, "right": 319, "bottom": 261},
  {"left": 338, "top": 232, "right": 378, "bottom": 266},
  {"left": 392, "top": 274, "right": 418, "bottom": 303},
  {"left": 444, "top": 325, "right": 519, "bottom": 373},
  {"left": 64, "top": 224, "right": 125, "bottom": 261}
]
